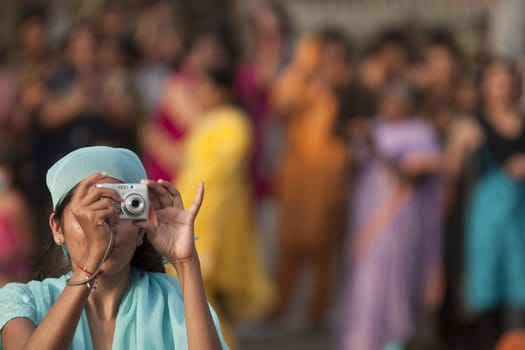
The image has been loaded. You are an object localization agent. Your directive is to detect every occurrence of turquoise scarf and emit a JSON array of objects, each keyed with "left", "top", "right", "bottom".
[{"left": 0, "top": 268, "right": 228, "bottom": 349}]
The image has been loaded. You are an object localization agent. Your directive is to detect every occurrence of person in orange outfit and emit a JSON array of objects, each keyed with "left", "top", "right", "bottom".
[{"left": 269, "top": 31, "right": 352, "bottom": 327}]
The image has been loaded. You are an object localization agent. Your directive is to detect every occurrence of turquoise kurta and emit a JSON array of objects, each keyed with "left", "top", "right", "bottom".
[
  {"left": 466, "top": 149, "right": 525, "bottom": 310},
  {"left": 0, "top": 268, "right": 229, "bottom": 349}
]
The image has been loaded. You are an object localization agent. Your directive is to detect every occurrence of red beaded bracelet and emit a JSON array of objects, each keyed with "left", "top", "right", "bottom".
[
  {"left": 67, "top": 232, "right": 113, "bottom": 290},
  {"left": 76, "top": 264, "right": 94, "bottom": 276}
]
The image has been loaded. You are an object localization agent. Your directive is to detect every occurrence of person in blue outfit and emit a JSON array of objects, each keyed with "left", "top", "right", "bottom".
[
  {"left": 447, "top": 59, "right": 525, "bottom": 349},
  {"left": 0, "top": 146, "right": 229, "bottom": 350}
]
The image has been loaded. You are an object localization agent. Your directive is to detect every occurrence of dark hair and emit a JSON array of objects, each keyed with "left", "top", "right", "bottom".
[
  {"left": 426, "top": 28, "right": 461, "bottom": 62},
  {"left": 267, "top": 1, "right": 293, "bottom": 37},
  {"left": 362, "top": 27, "right": 408, "bottom": 59},
  {"left": 17, "top": 5, "right": 48, "bottom": 27},
  {"left": 318, "top": 27, "right": 353, "bottom": 64},
  {"left": 205, "top": 65, "right": 235, "bottom": 89},
  {"left": 33, "top": 186, "right": 165, "bottom": 280},
  {"left": 478, "top": 56, "right": 516, "bottom": 84},
  {"left": 56, "top": 20, "right": 99, "bottom": 55},
  {"left": 33, "top": 190, "right": 74, "bottom": 280},
  {"left": 247, "top": 0, "right": 293, "bottom": 39},
  {"left": 183, "top": 21, "right": 238, "bottom": 63}
]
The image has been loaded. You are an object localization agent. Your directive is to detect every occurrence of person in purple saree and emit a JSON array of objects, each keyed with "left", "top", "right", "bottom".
[{"left": 339, "top": 81, "right": 444, "bottom": 350}]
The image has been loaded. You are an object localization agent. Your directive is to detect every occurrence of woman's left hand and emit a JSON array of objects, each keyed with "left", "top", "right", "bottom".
[
  {"left": 506, "top": 154, "right": 525, "bottom": 180},
  {"left": 133, "top": 179, "right": 204, "bottom": 263}
]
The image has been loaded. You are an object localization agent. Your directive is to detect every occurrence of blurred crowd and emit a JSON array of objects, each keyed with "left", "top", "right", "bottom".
[{"left": 2, "top": 1, "right": 525, "bottom": 350}]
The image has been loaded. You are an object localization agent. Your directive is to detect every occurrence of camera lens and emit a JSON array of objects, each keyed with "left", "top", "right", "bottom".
[{"left": 123, "top": 194, "right": 145, "bottom": 216}]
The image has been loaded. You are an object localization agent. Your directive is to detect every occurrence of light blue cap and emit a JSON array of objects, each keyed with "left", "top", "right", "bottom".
[{"left": 46, "top": 146, "right": 147, "bottom": 210}]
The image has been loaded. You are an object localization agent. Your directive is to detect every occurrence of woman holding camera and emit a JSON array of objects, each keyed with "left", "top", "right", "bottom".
[{"left": 0, "top": 146, "right": 228, "bottom": 349}]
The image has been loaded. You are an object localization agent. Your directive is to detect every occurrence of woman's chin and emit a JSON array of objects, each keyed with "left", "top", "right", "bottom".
[{"left": 99, "top": 252, "right": 133, "bottom": 276}]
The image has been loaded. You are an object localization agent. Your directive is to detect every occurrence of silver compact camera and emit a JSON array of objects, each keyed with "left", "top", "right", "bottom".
[{"left": 96, "top": 183, "right": 149, "bottom": 220}]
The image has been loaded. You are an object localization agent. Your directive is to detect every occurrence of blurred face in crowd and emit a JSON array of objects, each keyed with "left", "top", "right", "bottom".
[
  {"left": 195, "top": 76, "right": 217, "bottom": 111},
  {"left": 481, "top": 61, "right": 515, "bottom": 106},
  {"left": 134, "top": 1, "right": 181, "bottom": 64},
  {"left": 67, "top": 26, "right": 97, "bottom": 72},
  {"left": 194, "top": 72, "right": 230, "bottom": 111},
  {"left": 134, "top": 4, "right": 164, "bottom": 62},
  {"left": 187, "top": 33, "right": 230, "bottom": 72},
  {"left": 19, "top": 18, "right": 47, "bottom": 56},
  {"left": 380, "top": 42, "right": 407, "bottom": 79},
  {"left": 101, "top": 4, "right": 126, "bottom": 39},
  {"left": 98, "top": 39, "right": 122, "bottom": 69},
  {"left": 318, "top": 40, "right": 351, "bottom": 87},
  {"left": 379, "top": 83, "right": 412, "bottom": 121},
  {"left": 455, "top": 75, "right": 478, "bottom": 114},
  {"left": 424, "top": 44, "right": 456, "bottom": 86},
  {"left": 292, "top": 36, "right": 322, "bottom": 74},
  {"left": 253, "top": 3, "right": 282, "bottom": 37}
]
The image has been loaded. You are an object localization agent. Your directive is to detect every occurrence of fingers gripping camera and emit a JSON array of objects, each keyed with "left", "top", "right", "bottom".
[{"left": 96, "top": 183, "right": 149, "bottom": 220}]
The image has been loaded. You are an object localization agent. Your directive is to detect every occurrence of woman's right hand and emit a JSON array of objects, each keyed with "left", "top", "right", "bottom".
[
  {"left": 67, "top": 172, "right": 123, "bottom": 269},
  {"left": 450, "top": 117, "right": 483, "bottom": 153}
]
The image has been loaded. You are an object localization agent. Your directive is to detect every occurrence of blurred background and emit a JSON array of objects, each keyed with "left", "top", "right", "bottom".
[{"left": 3, "top": 0, "right": 525, "bottom": 349}]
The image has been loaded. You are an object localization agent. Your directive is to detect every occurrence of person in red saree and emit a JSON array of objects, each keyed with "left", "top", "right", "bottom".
[{"left": 141, "top": 24, "right": 235, "bottom": 182}]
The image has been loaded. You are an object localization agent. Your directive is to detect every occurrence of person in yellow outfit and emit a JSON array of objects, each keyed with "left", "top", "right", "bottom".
[{"left": 165, "top": 65, "right": 274, "bottom": 349}]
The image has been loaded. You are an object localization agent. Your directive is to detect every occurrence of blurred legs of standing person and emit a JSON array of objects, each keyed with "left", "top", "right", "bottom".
[
  {"left": 273, "top": 201, "right": 342, "bottom": 327},
  {"left": 273, "top": 250, "right": 332, "bottom": 327},
  {"left": 471, "top": 309, "right": 525, "bottom": 350}
]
